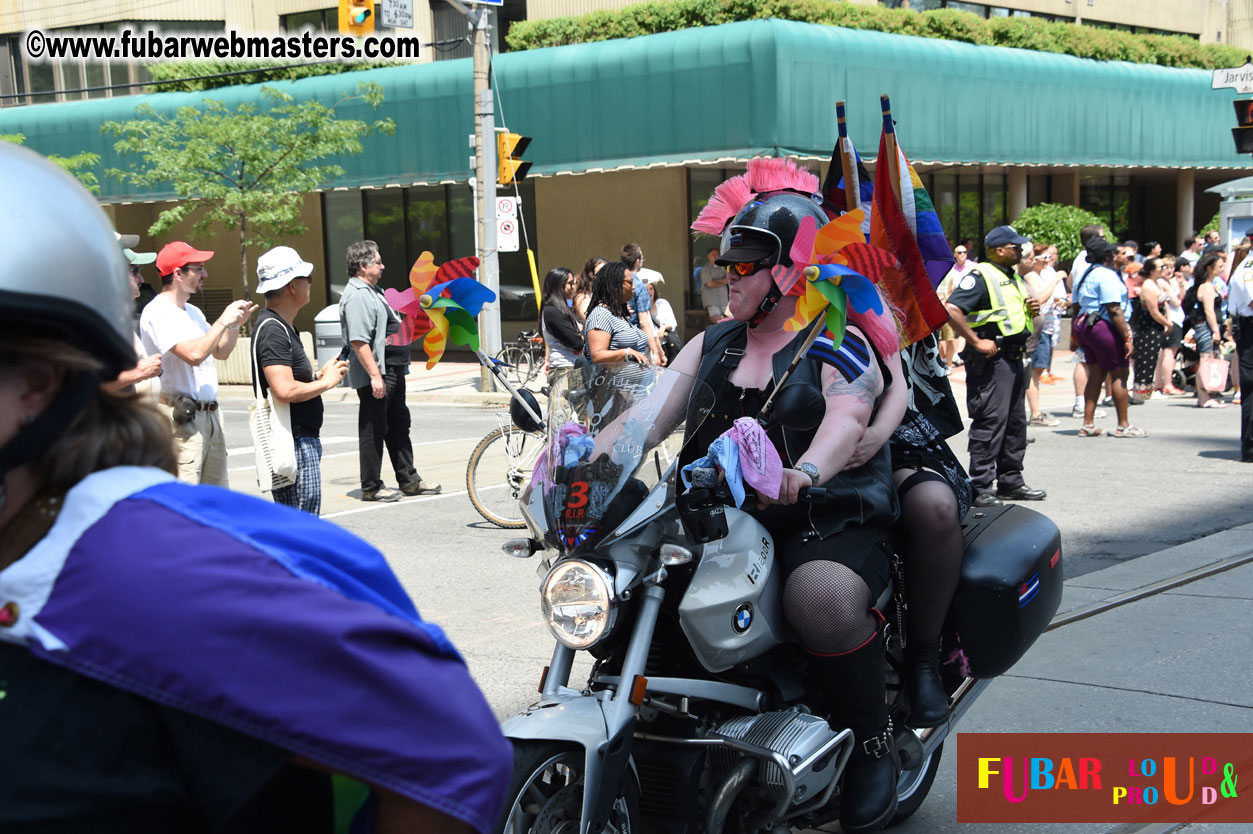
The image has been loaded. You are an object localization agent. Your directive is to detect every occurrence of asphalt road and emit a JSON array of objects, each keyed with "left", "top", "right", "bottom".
[
  {"left": 217, "top": 375, "right": 1253, "bottom": 705},
  {"left": 215, "top": 374, "right": 1253, "bottom": 832}
]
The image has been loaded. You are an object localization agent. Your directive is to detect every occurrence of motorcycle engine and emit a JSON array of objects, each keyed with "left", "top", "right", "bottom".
[{"left": 710, "top": 711, "right": 845, "bottom": 808}]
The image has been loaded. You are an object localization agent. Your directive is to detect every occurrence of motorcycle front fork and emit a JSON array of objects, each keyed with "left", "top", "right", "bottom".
[{"left": 541, "top": 581, "right": 667, "bottom": 726}]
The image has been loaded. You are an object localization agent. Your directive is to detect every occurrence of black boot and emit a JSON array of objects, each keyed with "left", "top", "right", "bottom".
[
  {"left": 810, "top": 630, "right": 900, "bottom": 834},
  {"left": 905, "top": 638, "right": 950, "bottom": 728}
]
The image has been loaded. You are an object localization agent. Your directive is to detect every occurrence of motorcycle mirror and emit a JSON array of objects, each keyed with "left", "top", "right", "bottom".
[
  {"left": 659, "top": 544, "right": 693, "bottom": 566},
  {"left": 769, "top": 383, "right": 824, "bottom": 431}
]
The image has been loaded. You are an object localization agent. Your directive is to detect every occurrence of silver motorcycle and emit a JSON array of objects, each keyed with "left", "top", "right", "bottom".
[{"left": 497, "top": 363, "right": 1062, "bottom": 834}]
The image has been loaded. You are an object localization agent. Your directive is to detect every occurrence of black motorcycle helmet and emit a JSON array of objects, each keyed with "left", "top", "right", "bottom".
[{"left": 716, "top": 191, "right": 831, "bottom": 326}]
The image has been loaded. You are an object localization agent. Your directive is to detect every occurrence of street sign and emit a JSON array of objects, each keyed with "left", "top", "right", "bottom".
[
  {"left": 498, "top": 217, "right": 519, "bottom": 252},
  {"left": 1213, "top": 61, "right": 1253, "bottom": 94},
  {"left": 468, "top": 0, "right": 504, "bottom": 5},
  {"left": 496, "top": 195, "right": 519, "bottom": 218},
  {"left": 380, "top": 0, "right": 413, "bottom": 28}
]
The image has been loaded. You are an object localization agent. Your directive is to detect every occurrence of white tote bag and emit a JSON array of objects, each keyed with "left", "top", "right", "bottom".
[{"left": 249, "top": 317, "right": 299, "bottom": 492}]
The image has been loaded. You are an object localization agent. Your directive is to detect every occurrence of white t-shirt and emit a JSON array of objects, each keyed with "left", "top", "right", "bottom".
[
  {"left": 653, "top": 298, "right": 678, "bottom": 332},
  {"left": 131, "top": 333, "right": 161, "bottom": 404},
  {"left": 140, "top": 293, "right": 219, "bottom": 401}
]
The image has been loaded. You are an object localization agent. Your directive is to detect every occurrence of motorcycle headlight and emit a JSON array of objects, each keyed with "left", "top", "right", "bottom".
[{"left": 540, "top": 560, "right": 616, "bottom": 649}]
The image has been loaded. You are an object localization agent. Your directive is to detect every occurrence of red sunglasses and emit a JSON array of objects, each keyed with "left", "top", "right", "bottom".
[{"left": 728, "top": 258, "right": 774, "bottom": 276}]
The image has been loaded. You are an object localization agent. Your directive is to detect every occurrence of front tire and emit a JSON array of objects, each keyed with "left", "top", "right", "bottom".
[
  {"left": 465, "top": 426, "right": 544, "bottom": 528},
  {"left": 497, "top": 741, "right": 641, "bottom": 834}
]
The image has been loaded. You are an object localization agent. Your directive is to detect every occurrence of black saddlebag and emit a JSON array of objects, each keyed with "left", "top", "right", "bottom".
[{"left": 944, "top": 504, "right": 1062, "bottom": 678}]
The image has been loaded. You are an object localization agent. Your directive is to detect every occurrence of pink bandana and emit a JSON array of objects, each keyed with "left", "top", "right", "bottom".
[{"left": 727, "top": 417, "right": 783, "bottom": 500}]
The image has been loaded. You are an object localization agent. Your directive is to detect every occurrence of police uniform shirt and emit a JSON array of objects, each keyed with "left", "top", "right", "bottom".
[
  {"left": 1230, "top": 254, "right": 1253, "bottom": 320},
  {"left": 946, "top": 262, "right": 1029, "bottom": 344}
]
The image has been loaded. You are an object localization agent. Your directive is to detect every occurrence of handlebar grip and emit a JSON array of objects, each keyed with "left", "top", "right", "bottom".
[{"left": 800, "top": 486, "right": 828, "bottom": 503}]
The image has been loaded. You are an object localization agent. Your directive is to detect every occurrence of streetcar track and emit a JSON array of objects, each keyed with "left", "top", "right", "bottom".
[{"left": 1046, "top": 553, "right": 1253, "bottom": 632}]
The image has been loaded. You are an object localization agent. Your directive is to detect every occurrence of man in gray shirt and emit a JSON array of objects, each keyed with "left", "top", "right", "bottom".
[{"left": 339, "top": 240, "right": 440, "bottom": 501}]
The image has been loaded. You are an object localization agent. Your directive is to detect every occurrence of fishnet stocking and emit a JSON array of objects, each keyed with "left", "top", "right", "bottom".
[{"left": 783, "top": 560, "right": 876, "bottom": 655}]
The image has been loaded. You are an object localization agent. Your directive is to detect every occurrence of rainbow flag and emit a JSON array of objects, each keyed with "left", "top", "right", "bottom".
[{"left": 869, "top": 128, "right": 953, "bottom": 345}]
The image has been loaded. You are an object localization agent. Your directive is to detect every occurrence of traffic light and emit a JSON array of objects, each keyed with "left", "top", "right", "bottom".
[
  {"left": 497, "top": 131, "right": 532, "bottom": 186},
  {"left": 338, "top": 0, "right": 374, "bottom": 36},
  {"left": 1233, "top": 99, "right": 1253, "bottom": 153}
]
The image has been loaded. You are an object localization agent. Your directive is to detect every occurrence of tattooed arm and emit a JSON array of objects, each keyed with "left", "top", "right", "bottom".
[{"left": 759, "top": 327, "right": 883, "bottom": 506}]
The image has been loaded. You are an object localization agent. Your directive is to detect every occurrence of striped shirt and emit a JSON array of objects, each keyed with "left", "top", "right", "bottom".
[{"left": 583, "top": 305, "right": 648, "bottom": 360}]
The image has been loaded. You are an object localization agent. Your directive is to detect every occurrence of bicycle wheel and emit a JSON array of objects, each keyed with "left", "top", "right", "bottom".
[
  {"left": 497, "top": 346, "right": 533, "bottom": 388},
  {"left": 466, "top": 425, "right": 544, "bottom": 528}
]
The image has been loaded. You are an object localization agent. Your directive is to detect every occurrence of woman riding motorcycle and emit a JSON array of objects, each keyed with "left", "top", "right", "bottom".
[
  {"left": 0, "top": 143, "right": 510, "bottom": 833},
  {"left": 666, "top": 160, "right": 903, "bottom": 833}
]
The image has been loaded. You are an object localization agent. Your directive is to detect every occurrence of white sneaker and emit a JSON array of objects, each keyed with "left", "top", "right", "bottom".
[{"left": 1071, "top": 406, "right": 1109, "bottom": 419}]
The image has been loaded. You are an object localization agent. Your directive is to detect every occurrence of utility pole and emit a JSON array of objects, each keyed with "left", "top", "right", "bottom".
[{"left": 447, "top": 0, "right": 501, "bottom": 390}]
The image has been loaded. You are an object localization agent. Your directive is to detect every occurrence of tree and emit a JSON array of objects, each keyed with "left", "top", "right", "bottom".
[
  {"left": 1012, "top": 203, "right": 1106, "bottom": 265},
  {"left": 103, "top": 83, "right": 395, "bottom": 299},
  {"left": 2, "top": 133, "right": 101, "bottom": 194}
]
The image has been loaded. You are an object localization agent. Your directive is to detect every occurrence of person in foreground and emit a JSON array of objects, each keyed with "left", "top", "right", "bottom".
[
  {"left": 675, "top": 159, "right": 902, "bottom": 832},
  {"left": 0, "top": 144, "right": 509, "bottom": 834}
]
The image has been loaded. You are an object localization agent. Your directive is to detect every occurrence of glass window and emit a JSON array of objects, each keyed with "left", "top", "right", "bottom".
[
  {"left": 282, "top": 10, "right": 330, "bottom": 32},
  {"left": 26, "top": 58, "right": 55, "bottom": 103},
  {"left": 84, "top": 61, "right": 107, "bottom": 99},
  {"left": 108, "top": 60, "right": 129, "bottom": 96},
  {"left": 1079, "top": 176, "right": 1112, "bottom": 233},
  {"left": 448, "top": 184, "right": 475, "bottom": 259},
  {"left": 945, "top": 2, "right": 987, "bottom": 16},
  {"left": 323, "top": 190, "right": 364, "bottom": 299},
  {"left": 982, "top": 174, "right": 1005, "bottom": 239},
  {"left": 404, "top": 184, "right": 450, "bottom": 268},
  {"left": 958, "top": 173, "right": 980, "bottom": 252},
  {"left": 57, "top": 60, "right": 83, "bottom": 101},
  {"left": 1027, "top": 174, "right": 1051, "bottom": 206},
  {"left": 687, "top": 167, "right": 737, "bottom": 310},
  {"left": 932, "top": 172, "right": 957, "bottom": 246},
  {"left": 364, "top": 188, "right": 409, "bottom": 294}
]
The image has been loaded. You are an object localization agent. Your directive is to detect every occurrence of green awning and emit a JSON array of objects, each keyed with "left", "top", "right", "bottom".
[{"left": 2, "top": 18, "right": 1247, "bottom": 203}]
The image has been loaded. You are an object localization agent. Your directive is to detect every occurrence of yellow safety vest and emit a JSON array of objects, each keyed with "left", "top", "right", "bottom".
[{"left": 966, "top": 261, "right": 1032, "bottom": 337}]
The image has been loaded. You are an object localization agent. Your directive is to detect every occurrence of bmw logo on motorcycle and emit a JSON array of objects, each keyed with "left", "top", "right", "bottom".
[{"left": 733, "top": 603, "right": 753, "bottom": 633}]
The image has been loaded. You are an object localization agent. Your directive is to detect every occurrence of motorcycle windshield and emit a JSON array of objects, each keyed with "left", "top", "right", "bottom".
[{"left": 530, "top": 363, "right": 714, "bottom": 553}]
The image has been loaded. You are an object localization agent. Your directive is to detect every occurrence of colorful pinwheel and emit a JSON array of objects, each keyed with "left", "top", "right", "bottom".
[
  {"left": 781, "top": 212, "right": 893, "bottom": 347},
  {"left": 384, "top": 251, "right": 492, "bottom": 369}
]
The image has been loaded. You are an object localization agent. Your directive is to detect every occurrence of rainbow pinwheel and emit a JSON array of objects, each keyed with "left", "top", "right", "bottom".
[
  {"left": 781, "top": 211, "right": 896, "bottom": 350},
  {"left": 384, "top": 251, "right": 492, "bottom": 369}
]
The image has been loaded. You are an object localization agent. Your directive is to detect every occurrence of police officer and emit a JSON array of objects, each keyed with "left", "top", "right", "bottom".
[{"left": 945, "top": 226, "right": 1046, "bottom": 507}]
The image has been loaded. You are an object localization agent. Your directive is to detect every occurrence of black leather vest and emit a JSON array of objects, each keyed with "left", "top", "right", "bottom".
[{"left": 687, "top": 321, "right": 899, "bottom": 539}]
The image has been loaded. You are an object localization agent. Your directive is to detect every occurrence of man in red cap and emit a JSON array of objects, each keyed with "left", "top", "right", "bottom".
[{"left": 140, "top": 241, "right": 257, "bottom": 485}]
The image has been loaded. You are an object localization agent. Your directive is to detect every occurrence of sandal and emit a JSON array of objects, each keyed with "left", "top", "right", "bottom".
[
  {"left": 1199, "top": 400, "right": 1228, "bottom": 409},
  {"left": 1078, "top": 425, "right": 1105, "bottom": 437},
  {"left": 1113, "top": 425, "right": 1148, "bottom": 438}
]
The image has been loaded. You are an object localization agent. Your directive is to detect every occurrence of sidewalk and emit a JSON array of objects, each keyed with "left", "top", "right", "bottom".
[{"left": 219, "top": 357, "right": 515, "bottom": 407}]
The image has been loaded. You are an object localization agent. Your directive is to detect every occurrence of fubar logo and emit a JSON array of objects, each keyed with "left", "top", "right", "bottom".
[{"left": 958, "top": 733, "right": 1249, "bottom": 824}]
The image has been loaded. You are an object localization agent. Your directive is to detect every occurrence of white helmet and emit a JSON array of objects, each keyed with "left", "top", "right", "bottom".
[
  {"left": 0, "top": 142, "right": 136, "bottom": 376},
  {"left": 0, "top": 143, "right": 137, "bottom": 510}
]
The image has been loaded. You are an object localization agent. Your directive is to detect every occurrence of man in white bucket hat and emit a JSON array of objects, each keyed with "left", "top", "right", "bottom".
[{"left": 253, "top": 246, "right": 348, "bottom": 514}]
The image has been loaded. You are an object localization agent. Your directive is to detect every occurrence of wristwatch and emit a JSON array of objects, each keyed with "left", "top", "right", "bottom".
[{"left": 797, "top": 462, "right": 821, "bottom": 486}]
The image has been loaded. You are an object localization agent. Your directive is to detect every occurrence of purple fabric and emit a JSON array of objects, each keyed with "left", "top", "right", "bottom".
[
  {"left": 1073, "top": 315, "right": 1129, "bottom": 371},
  {"left": 31, "top": 495, "right": 511, "bottom": 833}
]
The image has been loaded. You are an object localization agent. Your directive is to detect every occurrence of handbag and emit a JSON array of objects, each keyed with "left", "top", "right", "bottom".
[
  {"left": 249, "top": 317, "right": 298, "bottom": 492},
  {"left": 1197, "top": 354, "right": 1230, "bottom": 395}
]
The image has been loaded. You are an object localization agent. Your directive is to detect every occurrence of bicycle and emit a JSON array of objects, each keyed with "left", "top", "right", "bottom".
[
  {"left": 494, "top": 329, "right": 544, "bottom": 387},
  {"left": 466, "top": 410, "right": 546, "bottom": 528}
]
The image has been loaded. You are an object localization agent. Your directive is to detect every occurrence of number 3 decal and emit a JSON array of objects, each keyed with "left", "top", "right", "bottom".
[{"left": 568, "top": 481, "right": 589, "bottom": 508}]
